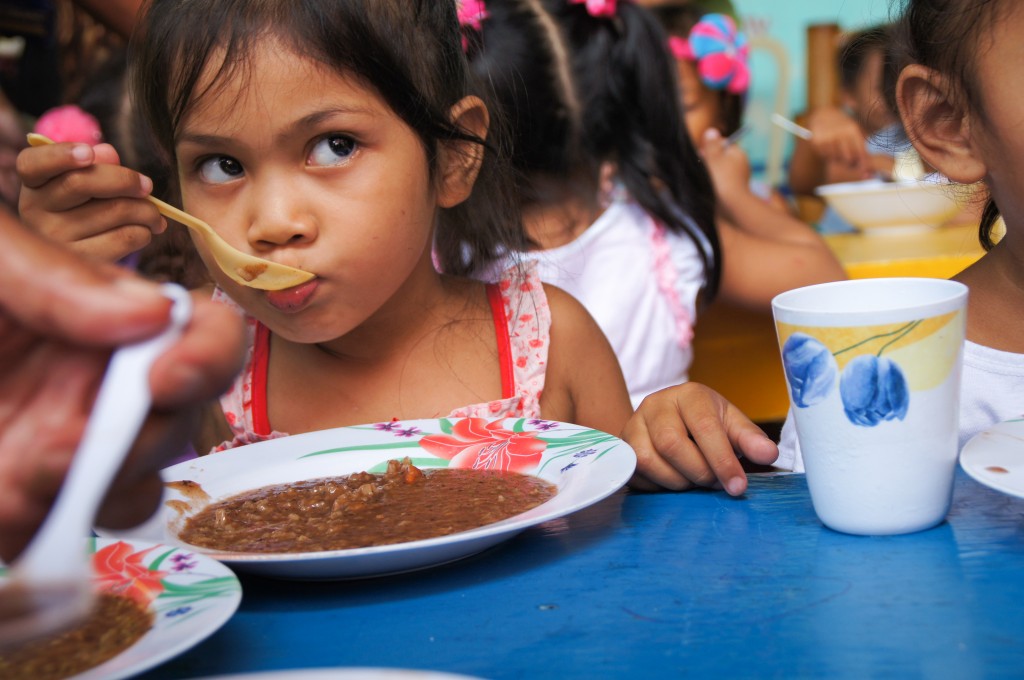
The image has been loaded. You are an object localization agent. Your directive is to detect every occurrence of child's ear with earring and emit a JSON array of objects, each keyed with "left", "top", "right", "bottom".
[
  {"left": 436, "top": 96, "right": 490, "bottom": 208},
  {"left": 896, "top": 64, "right": 986, "bottom": 185}
]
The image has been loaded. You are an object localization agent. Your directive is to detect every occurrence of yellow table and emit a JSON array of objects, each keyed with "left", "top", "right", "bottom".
[{"left": 689, "top": 223, "right": 985, "bottom": 424}]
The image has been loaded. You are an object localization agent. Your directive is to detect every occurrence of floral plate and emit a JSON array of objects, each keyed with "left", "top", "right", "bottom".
[
  {"left": 102, "top": 417, "right": 636, "bottom": 580},
  {"left": 960, "top": 418, "right": 1024, "bottom": 499},
  {"left": 0, "top": 538, "right": 241, "bottom": 679}
]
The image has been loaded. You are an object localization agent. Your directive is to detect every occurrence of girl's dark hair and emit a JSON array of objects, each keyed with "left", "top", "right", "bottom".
[
  {"left": 467, "top": 0, "right": 721, "bottom": 302},
  {"left": 649, "top": 4, "right": 744, "bottom": 137},
  {"left": 896, "top": 0, "right": 1005, "bottom": 250},
  {"left": 128, "top": 0, "right": 525, "bottom": 277},
  {"left": 838, "top": 25, "right": 890, "bottom": 92}
]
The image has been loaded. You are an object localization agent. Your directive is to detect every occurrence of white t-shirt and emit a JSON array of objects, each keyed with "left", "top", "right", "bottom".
[
  {"left": 522, "top": 199, "right": 706, "bottom": 407},
  {"left": 776, "top": 340, "right": 1024, "bottom": 471}
]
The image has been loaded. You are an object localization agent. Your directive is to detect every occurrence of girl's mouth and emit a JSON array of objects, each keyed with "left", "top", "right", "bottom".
[{"left": 264, "top": 278, "right": 319, "bottom": 312}]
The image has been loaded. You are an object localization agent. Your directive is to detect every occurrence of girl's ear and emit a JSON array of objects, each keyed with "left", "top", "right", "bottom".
[
  {"left": 437, "top": 96, "right": 489, "bottom": 208},
  {"left": 896, "top": 64, "right": 986, "bottom": 183}
]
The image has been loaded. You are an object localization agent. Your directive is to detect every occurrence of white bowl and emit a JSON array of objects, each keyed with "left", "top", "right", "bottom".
[{"left": 815, "top": 177, "right": 961, "bottom": 234}]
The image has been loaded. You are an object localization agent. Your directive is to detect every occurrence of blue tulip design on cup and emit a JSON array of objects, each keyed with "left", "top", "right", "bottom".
[
  {"left": 781, "top": 333, "right": 836, "bottom": 407},
  {"left": 781, "top": 322, "right": 918, "bottom": 427},
  {"left": 839, "top": 355, "right": 909, "bottom": 426}
]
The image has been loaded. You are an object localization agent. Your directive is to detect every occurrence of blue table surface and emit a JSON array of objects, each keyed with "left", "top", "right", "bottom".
[{"left": 139, "top": 471, "right": 1024, "bottom": 679}]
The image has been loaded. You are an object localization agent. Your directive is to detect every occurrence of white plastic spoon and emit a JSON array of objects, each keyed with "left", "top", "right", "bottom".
[
  {"left": 0, "top": 283, "right": 192, "bottom": 649},
  {"left": 770, "top": 112, "right": 814, "bottom": 140}
]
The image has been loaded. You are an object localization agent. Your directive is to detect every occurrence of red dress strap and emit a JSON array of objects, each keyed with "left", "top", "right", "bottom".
[
  {"left": 251, "top": 290, "right": 513, "bottom": 433},
  {"left": 252, "top": 322, "right": 272, "bottom": 436},
  {"left": 486, "top": 283, "right": 515, "bottom": 400}
]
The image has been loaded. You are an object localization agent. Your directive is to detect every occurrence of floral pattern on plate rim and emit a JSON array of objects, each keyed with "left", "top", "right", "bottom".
[
  {"left": 299, "top": 417, "right": 619, "bottom": 475},
  {"left": 0, "top": 538, "right": 240, "bottom": 627}
]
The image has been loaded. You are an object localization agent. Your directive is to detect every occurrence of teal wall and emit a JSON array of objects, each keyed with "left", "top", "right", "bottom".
[{"left": 729, "top": 0, "right": 897, "bottom": 186}]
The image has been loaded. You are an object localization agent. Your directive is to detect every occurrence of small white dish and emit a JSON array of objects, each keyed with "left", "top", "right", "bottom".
[
  {"left": 815, "top": 176, "right": 962, "bottom": 235},
  {"left": 100, "top": 417, "right": 637, "bottom": 580},
  {"left": 0, "top": 537, "right": 241, "bottom": 680},
  {"left": 960, "top": 418, "right": 1024, "bottom": 498}
]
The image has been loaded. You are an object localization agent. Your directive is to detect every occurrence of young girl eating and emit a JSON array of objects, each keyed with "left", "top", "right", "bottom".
[{"left": 15, "top": 0, "right": 777, "bottom": 493}]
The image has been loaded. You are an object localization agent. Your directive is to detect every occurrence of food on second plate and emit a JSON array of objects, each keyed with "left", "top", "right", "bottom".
[
  {"left": 0, "top": 593, "right": 152, "bottom": 680},
  {"left": 178, "top": 458, "right": 557, "bottom": 553}
]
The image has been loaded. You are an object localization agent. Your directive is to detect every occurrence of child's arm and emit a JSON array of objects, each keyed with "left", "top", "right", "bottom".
[
  {"left": 16, "top": 141, "right": 166, "bottom": 261},
  {"left": 541, "top": 284, "right": 635, "bottom": 438},
  {"left": 698, "top": 129, "right": 847, "bottom": 310},
  {"left": 623, "top": 383, "right": 779, "bottom": 494},
  {"left": 787, "top": 106, "right": 875, "bottom": 194},
  {"left": 541, "top": 285, "right": 777, "bottom": 493}
]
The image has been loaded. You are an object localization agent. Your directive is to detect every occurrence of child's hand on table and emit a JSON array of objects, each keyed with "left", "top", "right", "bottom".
[{"left": 623, "top": 382, "right": 779, "bottom": 494}]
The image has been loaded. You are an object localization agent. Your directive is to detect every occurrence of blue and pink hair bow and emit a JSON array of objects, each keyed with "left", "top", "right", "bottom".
[
  {"left": 668, "top": 13, "right": 750, "bottom": 95},
  {"left": 569, "top": 0, "right": 618, "bottom": 18}
]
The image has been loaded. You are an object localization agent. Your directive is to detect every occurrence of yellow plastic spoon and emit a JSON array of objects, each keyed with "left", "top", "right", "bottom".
[{"left": 26, "top": 133, "right": 315, "bottom": 291}]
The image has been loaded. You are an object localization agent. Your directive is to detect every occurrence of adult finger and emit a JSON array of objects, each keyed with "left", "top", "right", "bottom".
[
  {"left": 0, "top": 209, "right": 170, "bottom": 345},
  {"left": 149, "top": 297, "right": 245, "bottom": 408}
]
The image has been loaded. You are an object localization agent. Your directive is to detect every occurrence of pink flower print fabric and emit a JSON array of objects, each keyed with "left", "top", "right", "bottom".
[
  {"left": 210, "top": 262, "right": 550, "bottom": 453},
  {"left": 449, "top": 262, "right": 550, "bottom": 419}
]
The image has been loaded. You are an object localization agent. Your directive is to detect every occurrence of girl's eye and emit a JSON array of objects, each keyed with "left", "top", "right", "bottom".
[
  {"left": 308, "top": 135, "right": 357, "bottom": 167},
  {"left": 198, "top": 156, "right": 244, "bottom": 184}
]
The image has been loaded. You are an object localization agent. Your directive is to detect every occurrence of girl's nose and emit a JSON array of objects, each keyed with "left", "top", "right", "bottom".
[{"left": 246, "top": 184, "right": 318, "bottom": 251}]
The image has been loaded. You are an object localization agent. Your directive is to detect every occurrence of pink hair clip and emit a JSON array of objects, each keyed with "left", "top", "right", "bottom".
[
  {"left": 458, "top": 0, "right": 488, "bottom": 32},
  {"left": 33, "top": 105, "right": 103, "bottom": 145},
  {"left": 569, "top": 0, "right": 618, "bottom": 19},
  {"left": 457, "top": 0, "right": 489, "bottom": 51},
  {"left": 668, "top": 13, "right": 749, "bottom": 95}
]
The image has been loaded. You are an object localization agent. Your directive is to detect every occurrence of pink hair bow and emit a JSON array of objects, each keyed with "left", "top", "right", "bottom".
[
  {"left": 457, "top": 0, "right": 489, "bottom": 32},
  {"left": 569, "top": 0, "right": 618, "bottom": 19},
  {"left": 457, "top": 0, "right": 488, "bottom": 51},
  {"left": 33, "top": 105, "right": 103, "bottom": 144},
  {"left": 667, "top": 13, "right": 749, "bottom": 95}
]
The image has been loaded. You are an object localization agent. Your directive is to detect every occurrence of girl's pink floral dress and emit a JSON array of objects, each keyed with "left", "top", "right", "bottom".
[{"left": 211, "top": 264, "right": 550, "bottom": 453}]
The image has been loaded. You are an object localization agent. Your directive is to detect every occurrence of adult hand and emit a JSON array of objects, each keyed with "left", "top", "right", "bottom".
[
  {"left": 0, "top": 208, "right": 243, "bottom": 561},
  {"left": 623, "top": 382, "right": 779, "bottom": 494},
  {"left": 0, "top": 91, "right": 25, "bottom": 209}
]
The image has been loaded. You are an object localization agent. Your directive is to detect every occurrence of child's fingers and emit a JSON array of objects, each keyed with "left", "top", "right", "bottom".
[
  {"left": 687, "top": 396, "right": 779, "bottom": 494},
  {"left": 674, "top": 390, "right": 752, "bottom": 495},
  {"left": 625, "top": 416, "right": 702, "bottom": 492},
  {"left": 16, "top": 142, "right": 97, "bottom": 188},
  {"left": 34, "top": 194, "right": 164, "bottom": 239},
  {"left": 727, "top": 410, "right": 780, "bottom": 466},
  {"left": 625, "top": 383, "right": 742, "bottom": 492},
  {"left": 27, "top": 163, "right": 153, "bottom": 212},
  {"left": 91, "top": 142, "right": 122, "bottom": 166}
]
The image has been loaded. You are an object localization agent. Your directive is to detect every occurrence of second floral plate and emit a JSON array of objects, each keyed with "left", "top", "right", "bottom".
[{"left": 102, "top": 417, "right": 636, "bottom": 580}]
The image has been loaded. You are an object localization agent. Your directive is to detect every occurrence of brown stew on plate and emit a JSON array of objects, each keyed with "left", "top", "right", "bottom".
[
  {"left": 0, "top": 593, "right": 152, "bottom": 680},
  {"left": 178, "top": 458, "right": 557, "bottom": 553}
]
